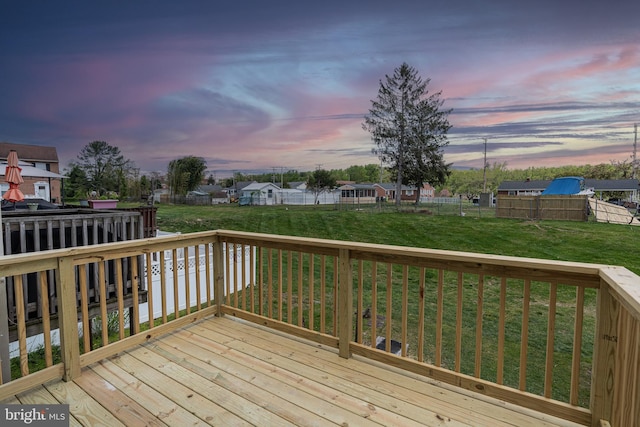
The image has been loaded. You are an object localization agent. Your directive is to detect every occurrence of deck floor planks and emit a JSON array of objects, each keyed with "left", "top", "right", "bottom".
[
  {"left": 74, "top": 368, "right": 168, "bottom": 427},
  {"left": 208, "top": 316, "right": 584, "bottom": 427},
  {"left": 43, "top": 378, "right": 126, "bottom": 427},
  {"left": 126, "top": 344, "right": 302, "bottom": 427},
  {"left": 2, "top": 315, "right": 587, "bottom": 427},
  {"left": 108, "top": 352, "right": 252, "bottom": 426},
  {"left": 194, "top": 326, "right": 468, "bottom": 426},
  {"left": 15, "top": 385, "right": 84, "bottom": 427},
  {"left": 89, "top": 359, "right": 210, "bottom": 426},
  {"left": 153, "top": 333, "right": 404, "bottom": 427}
]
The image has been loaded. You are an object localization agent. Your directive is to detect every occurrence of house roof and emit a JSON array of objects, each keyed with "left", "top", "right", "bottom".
[
  {"left": 241, "top": 182, "right": 281, "bottom": 191},
  {"left": 0, "top": 142, "right": 58, "bottom": 163},
  {"left": 583, "top": 178, "right": 640, "bottom": 191},
  {"left": 196, "top": 184, "right": 223, "bottom": 193},
  {"left": 497, "top": 180, "right": 551, "bottom": 191},
  {"left": 0, "top": 163, "right": 66, "bottom": 179}
]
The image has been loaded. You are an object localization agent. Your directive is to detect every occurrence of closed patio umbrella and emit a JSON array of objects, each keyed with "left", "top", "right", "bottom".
[{"left": 3, "top": 150, "right": 25, "bottom": 203}]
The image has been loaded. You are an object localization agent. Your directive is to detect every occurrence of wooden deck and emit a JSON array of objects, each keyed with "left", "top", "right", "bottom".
[{"left": 2, "top": 315, "right": 586, "bottom": 426}]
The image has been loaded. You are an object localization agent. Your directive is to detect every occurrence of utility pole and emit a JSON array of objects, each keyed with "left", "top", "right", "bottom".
[
  {"left": 482, "top": 138, "right": 488, "bottom": 193},
  {"left": 633, "top": 124, "right": 638, "bottom": 180}
]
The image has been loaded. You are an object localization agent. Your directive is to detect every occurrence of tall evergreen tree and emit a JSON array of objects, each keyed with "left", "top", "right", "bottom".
[{"left": 363, "top": 63, "right": 452, "bottom": 206}]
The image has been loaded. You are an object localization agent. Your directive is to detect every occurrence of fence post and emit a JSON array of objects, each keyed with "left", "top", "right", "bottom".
[
  {"left": 213, "top": 236, "right": 225, "bottom": 317},
  {"left": 590, "top": 280, "right": 618, "bottom": 426},
  {"left": 56, "top": 256, "right": 81, "bottom": 381},
  {"left": 337, "top": 248, "right": 353, "bottom": 359}
]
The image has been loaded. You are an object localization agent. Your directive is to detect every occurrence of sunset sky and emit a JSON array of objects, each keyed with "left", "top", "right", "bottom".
[{"left": 1, "top": 1, "right": 639, "bottom": 177}]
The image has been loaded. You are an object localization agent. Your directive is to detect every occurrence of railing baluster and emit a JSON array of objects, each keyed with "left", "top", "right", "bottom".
[
  {"left": 13, "top": 275, "right": 28, "bottom": 377},
  {"left": 78, "top": 265, "right": 90, "bottom": 353},
  {"left": 370, "top": 261, "right": 377, "bottom": 349},
  {"left": 172, "top": 248, "right": 179, "bottom": 318},
  {"left": 145, "top": 252, "right": 154, "bottom": 329},
  {"left": 455, "top": 271, "right": 463, "bottom": 372},
  {"left": 357, "top": 260, "right": 364, "bottom": 343},
  {"left": 98, "top": 261, "right": 108, "bottom": 345},
  {"left": 333, "top": 256, "right": 338, "bottom": 337},
  {"left": 194, "top": 244, "right": 201, "bottom": 311},
  {"left": 130, "top": 257, "right": 140, "bottom": 335},
  {"left": 249, "top": 245, "right": 255, "bottom": 312},
  {"left": 233, "top": 244, "right": 238, "bottom": 308},
  {"left": 267, "top": 248, "right": 273, "bottom": 319},
  {"left": 160, "top": 249, "right": 168, "bottom": 324},
  {"left": 570, "top": 286, "right": 584, "bottom": 405},
  {"left": 225, "top": 243, "right": 231, "bottom": 306},
  {"left": 283, "top": 250, "right": 290, "bottom": 322},
  {"left": 417, "top": 267, "right": 426, "bottom": 363},
  {"left": 297, "top": 252, "right": 303, "bottom": 327},
  {"left": 544, "top": 282, "right": 558, "bottom": 398},
  {"left": 205, "top": 243, "right": 212, "bottom": 307},
  {"left": 320, "top": 255, "right": 326, "bottom": 334},
  {"left": 257, "top": 246, "right": 263, "bottom": 316},
  {"left": 475, "top": 274, "right": 484, "bottom": 378},
  {"left": 436, "top": 269, "right": 444, "bottom": 366},
  {"left": 116, "top": 259, "right": 125, "bottom": 340},
  {"left": 519, "top": 279, "right": 531, "bottom": 391},
  {"left": 401, "top": 265, "right": 408, "bottom": 357},
  {"left": 240, "top": 244, "right": 246, "bottom": 311},
  {"left": 308, "top": 254, "right": 314, "bottom": 331},
  {"left": 385, "top": 264, "right": 392, "bottom": 352},
  {"left": 184, "top": 247, "right": 191, "bottom": 314},
  {"left": 278, "top": 249, "right": 283, "bottom": 321},
  {"left": 497, "top": 277, "right": 507, "bottom": 384},
  {"left": 39, "top": 271, "right": 53, "bottom": 367}
]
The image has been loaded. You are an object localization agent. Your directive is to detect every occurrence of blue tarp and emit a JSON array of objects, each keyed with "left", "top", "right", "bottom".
[{"left": 541, "top": 177, "right": 584, "bottom": 195}]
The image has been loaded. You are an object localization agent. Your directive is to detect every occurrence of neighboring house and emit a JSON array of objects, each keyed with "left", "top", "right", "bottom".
[
  {"left": 497, "top": 179, "right": 550, "bottom": 196},
  {"left": 240, "top": 182, "right": 282, "bottom": 205},
  {"left": 338, "top": 183, "right": 380, "bottom": 204},
  {"left": 195, "top": 184, "right": 228, "bottom": 204},
  {"left": 498, "top": 179, "right": 639, "bottom": 200},
  {"left": 371, "top": 183, "right": 417, "bottom": 202},
  {"left": 338, "top": 182, "right": 429, "bottom": 204},
  {"left": 225, "top": 181, "right": 255, "bottom": 201},
  {"left": 0, "top": 142, "right": 64, "bottom": 203},
  {"left": 420, "top": 183, "right": 436, "bottom": 201}
]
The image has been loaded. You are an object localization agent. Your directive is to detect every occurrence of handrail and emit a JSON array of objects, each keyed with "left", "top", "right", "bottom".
[{"left": 0, "top": 229, "right": 638, "bottom": 427}]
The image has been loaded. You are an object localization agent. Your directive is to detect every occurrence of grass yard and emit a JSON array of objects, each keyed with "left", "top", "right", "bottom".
[{"left": 154, "top": 202, "right": 640, "bottom": 274}]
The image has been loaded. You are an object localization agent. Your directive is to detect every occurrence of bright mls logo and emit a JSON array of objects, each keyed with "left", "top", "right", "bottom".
[{"left": 1, "top": 404, "right": 69, "bottom": 426}]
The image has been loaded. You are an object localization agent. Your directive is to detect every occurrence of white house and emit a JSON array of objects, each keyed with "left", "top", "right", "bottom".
[{"left": 240, "top": 182, "right": 282, "bottom": 205}]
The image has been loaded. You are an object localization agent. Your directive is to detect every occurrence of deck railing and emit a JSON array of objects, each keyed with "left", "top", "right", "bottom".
[{"left": 0, "top": 230, "right": 638, "bottom": 427}]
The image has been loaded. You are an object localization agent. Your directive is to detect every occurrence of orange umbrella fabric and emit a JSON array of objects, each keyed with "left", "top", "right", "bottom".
[{"left": 3, "top": 150, "right": 25, "bottom": 202}]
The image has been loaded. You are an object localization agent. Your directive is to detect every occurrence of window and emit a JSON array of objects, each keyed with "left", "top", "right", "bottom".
[{"left": 268, "top": 189, "right": 273, "bottom": 198}]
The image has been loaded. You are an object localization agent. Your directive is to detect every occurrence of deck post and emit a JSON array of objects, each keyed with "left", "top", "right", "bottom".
[
  {"left": 590, "top": 280, "right": 618, "bottom": 426},
  {"left": 337, "top": 248, "right": 352, "bottom": 359},
  {"left": 56, "top": 256, "right": 81, "bottom": 381},
  {"left": 213, "top": 237, "right": 225, "bottom": 317}
]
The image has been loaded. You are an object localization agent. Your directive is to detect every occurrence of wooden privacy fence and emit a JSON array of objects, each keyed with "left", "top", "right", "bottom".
[
  {"left": 496, "top": 195, "right": 589, "bottom": 221},
  {"left": 0, "top": 230, "right": 638, "bottom": 427}
]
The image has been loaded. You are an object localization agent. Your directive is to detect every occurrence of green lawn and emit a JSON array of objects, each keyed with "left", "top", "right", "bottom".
[{"left": 154, "top": 202, "right": 640, "bottom": 274}]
